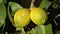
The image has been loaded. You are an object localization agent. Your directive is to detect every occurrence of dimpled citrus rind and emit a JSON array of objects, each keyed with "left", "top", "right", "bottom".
[
  {"left": 14, "top": 9, "right": 30, "bottom": 27},
  {"left": 30, "top": 8, "right": 48, "bottom": 25}
]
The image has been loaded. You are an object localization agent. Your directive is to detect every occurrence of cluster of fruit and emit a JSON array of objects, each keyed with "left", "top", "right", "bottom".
[
  {"left": 14, "top": 7, "right": 48, "bottom": 28},
  {"left": 0, "top": 0, "right": 53, "bottom": 34}
]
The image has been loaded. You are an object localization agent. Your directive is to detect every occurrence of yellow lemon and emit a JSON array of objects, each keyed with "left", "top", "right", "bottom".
[
  {"left": 30, "top": 8, "right": 48, "bottom": 25},
  {"left": 14, "top": 9, "right": 30, "bottom": 27}
]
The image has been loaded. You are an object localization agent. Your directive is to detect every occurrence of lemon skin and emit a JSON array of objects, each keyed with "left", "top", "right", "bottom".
[
  {"left": 14, "top": 9, "right": 30, "bottom": 27},
  {"left": 30, "top": 8, "right": 48, "bottom": 25}
]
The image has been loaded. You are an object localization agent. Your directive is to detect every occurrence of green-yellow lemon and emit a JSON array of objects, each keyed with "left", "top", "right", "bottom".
[
  {"left": 14, "top": 9, "right": 30, "bottom": 27},
  {"left": 30, "top": 8, "right": 48, "bottom": 25}
]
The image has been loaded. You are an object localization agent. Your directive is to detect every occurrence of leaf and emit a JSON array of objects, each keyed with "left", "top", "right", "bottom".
[
  {"left": 8, "top": 6, "right": 14, "bottom": 25},
  {"left": 0, "top": 3, "right": 6, "bottom": 27},
  {"left": 8, "top": 2, "right": 23, "bottom": 16},
  {"left": 45, "top": 23, "right": 53, "bottom": 34},
  {"left": 0, "top": 0, "right": 2, "bottom": 4},
  {"left": 30, "top": 28, "right": 36, "bottom": 34},
  {"left": 39, "top": 0, "right": 52, "bottom": 9},
  {"left": 0, "top": 0, "right": 7, "bottom": 4},
  {"left": 35, "top": 25, "right": 45, "bottom": 34},
  {"left": 8, "top": 2, "right": 23, "bottom": 27},
  {"left": 35, "top": 23, "right": 53, "bottom": 34},
  {"left": 2, "top": 0, "right": 7, "bottom": 4}
]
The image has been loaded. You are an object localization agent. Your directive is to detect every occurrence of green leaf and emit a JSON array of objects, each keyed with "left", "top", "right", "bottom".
[
  {"left": 0, "top": 3, "right": 6, "bottom": 27},
  {"left": 3, "top": 0, "right": 7, "bottom": 4},
  {"left": 0, "top": 0, "right": 2, "bottom": 4},
  {"left": 8, "top": 2, "right": 23, "bottom": 16},
  {"left": 52, "top": 2, "right": 58, "bottom": 8},
  {"left": 0, "top": 0, "right": 7, "bottom": 4},
  {"left": 8, "top": 6, "right": 14, "bottom": 25},
  {"left": 35, "top": 25, "right": 45, "bottom": 34},
  {"left": 39, "top": 0, "right": 52, "bottom": 9},
  {"left": 8, "top": 2, "right": 23, "bottom": 27},
  {"left": 45, "top": 23, "right": 53, "bottom": 34},
  {"left": 35, "top": 23, "right": 53, "bottom": 34},
  {"left": 8, "top": 6, "right": 17, "bottom": 28},
  {"left": 30, "top": 28, "right": 36, "bottom": 34}
]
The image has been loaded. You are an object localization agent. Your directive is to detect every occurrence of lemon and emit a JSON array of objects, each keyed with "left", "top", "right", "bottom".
[
  {"left": 30, "top": 8, "right": 48, "bottom": 25},
  {"left": 14, "top": 9, "right": 30, "bottom": 27}
]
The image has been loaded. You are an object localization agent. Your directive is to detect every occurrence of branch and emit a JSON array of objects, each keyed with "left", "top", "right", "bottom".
[
  {"left": 55, "top": 14, "right": 60, "bottom": 19},
  {"left": 30, "top": 0, "right": 35, "bottom": 9}
]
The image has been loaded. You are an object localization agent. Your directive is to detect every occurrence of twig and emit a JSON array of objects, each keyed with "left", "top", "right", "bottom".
[
  {"left": 53, "top": 19, "right": 57, "bottom": 26},
  {"left": 5, "top": 32, "right": 8, "bottom": 34},
  {"left": 30, "top": 0, "right": 35, "bottom": 9},
  {"left": 26, "top": 31, "right": 30, "bottom": 34},
  {"left": 53, "top": 14, "right": 60, "bottom": 26},
  {"left": 55, "top": 14, "right": 60, "bottom": 19},
  {"left": 21, "top": 28, "right": 26, "bottom": 34}
]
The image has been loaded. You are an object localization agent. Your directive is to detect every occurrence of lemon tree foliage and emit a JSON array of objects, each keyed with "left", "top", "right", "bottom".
[
  {"left": 39, "top": 0, "right": 52, "bottom": 9},
  {"left": 7, "top": 0, "right": 53, "bottom": 34},
  {"left": 0, "top": 0, "right": 2, "bottom": 4},
  {"left": 35, "top": 25, "right": 45, "bottom": 34},
  {"left": 30, "top": 24, "right": 53, "bottom": 34},
  {"left": 0, "top": 3, "right": 6, "bottom": 27},
  {"left": 14, "top": 9, "right": 30, "bottom": 27},
  {"left": 8, "top": 2, "right": 23, "bottom": 26},
  {"left": 35, "top": 24, "right": 53, "bottom": 34},
  {"left": 0, "top": 0, "right": 7, "bottom": 4},
  {"left": 0, "top": 0, "right": 58, "bottom": 34},
  {"left": 45, "top": 23, "right": 53, "bottom": 34},
  {"left": 8, "top": 2, "right": 23, "bottom": 16}
]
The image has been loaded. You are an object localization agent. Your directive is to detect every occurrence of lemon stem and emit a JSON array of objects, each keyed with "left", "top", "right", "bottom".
[
  {"left": 30, "top": 0, "right": 35, "bottom": 9},
  {"left": 21, "top": 28, "right": 26, "bottom": 34},
  {"left": 16, "top": 27, "right": 26, "bottom": 34}
]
